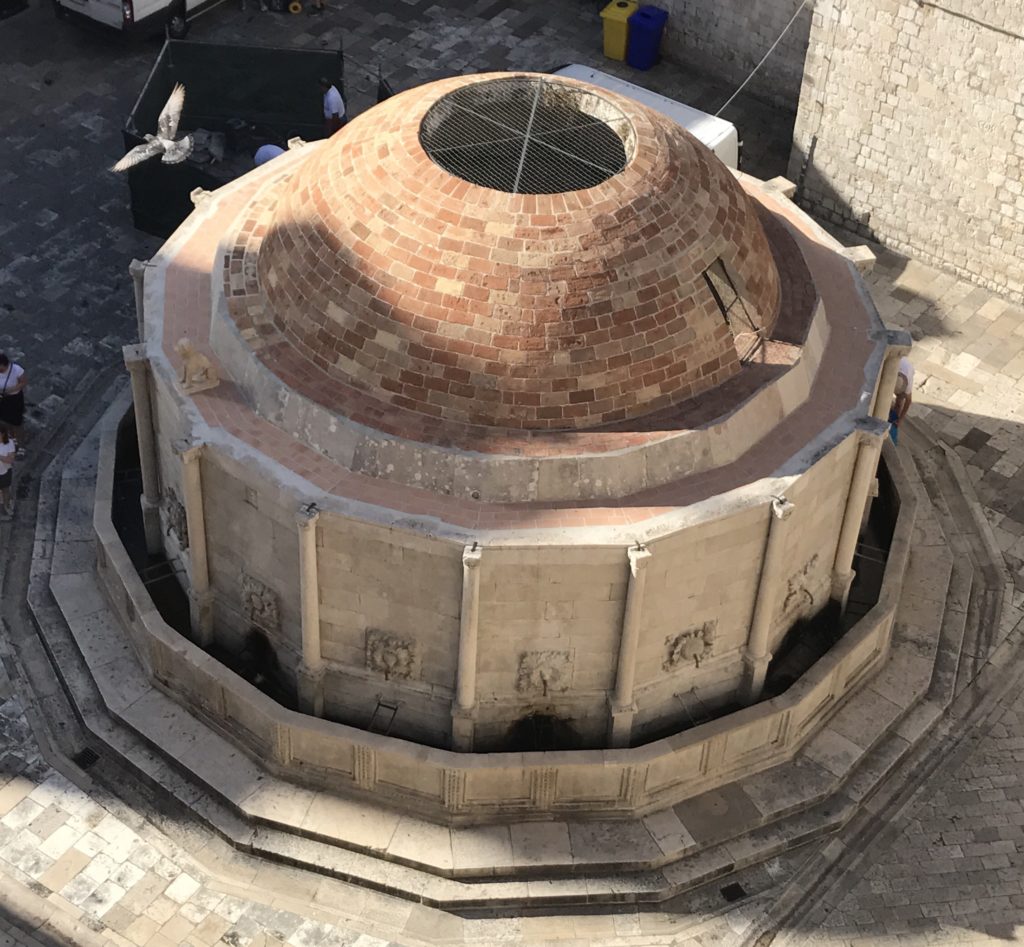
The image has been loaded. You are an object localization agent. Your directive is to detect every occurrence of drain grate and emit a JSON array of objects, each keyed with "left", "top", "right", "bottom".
[
  {"left": 419, "top": 76, "right": 632, "bottom": 194},
  {"left": 720, "top": 882, "right": 747, "bottom": 903},
  {"left": 71, "top": 747, "right": 100, "bottom": 771}
]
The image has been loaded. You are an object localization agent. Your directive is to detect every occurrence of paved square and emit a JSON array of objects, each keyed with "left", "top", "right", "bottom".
[{"left": 1, "top": 1, "right": 1023, "bottom": 945}]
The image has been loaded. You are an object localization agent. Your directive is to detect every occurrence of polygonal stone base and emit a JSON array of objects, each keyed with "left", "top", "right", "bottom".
[{"left": 31, "top": 398, "right": 1012, "bottom": 908}]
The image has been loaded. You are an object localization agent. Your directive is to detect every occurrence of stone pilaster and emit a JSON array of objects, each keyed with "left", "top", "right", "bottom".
[
  {"left": 296, "top": 502, "right": 325, "bottom": 717},
  {"left": 608, "top": 544, "right": 652, "bottom": 748},
  {"left": 872, "top": 337, "right": 913, "bottom": 415},
  {"left": 123, "top": 344, "right": 161, "bottom": 556},
  {"left": 452, "top": 544, "right": 482, "bottom": 751},
  {"left": 128, "top": 259, "right": 148, "bottom": 342},
  {"left": 740, "top": 496, "right": 796, "bottom": 705},
  {"left": 832, "top": 425, "right": 887, "bottom": 608},
  {"left": 174, "top": 440, "right": 213, "bottom": 645}
]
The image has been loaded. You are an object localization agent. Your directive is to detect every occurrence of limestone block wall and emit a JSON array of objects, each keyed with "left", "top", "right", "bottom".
[
  {"left": 767, "top": 432, "right": 855, "bottom": 642},
  {"left": 200, "top": 454, "right": 302, "bottom": 657},
  {"left": 147, "top": 361, "right": 865, "bottom": 754},
  {"left": 657, "top": 0, "right": 812, "bottom": 112},
  {"left": 791, "top": 0, "right": 1024, "bottom": 301},
  {"left": 472, "top": 547, "right": 628, "bottom": 750},
  {"left": 150, "top": 376, "right": 199, "bottom": 584},
  {"left": 632, "top": 504, "right": 765, "bottom": 738},
  {"left": 98, "top": 384, "right": 916, "bottom": 820},
  {"left": 316, "top": 516, "right": 463, "bottom": 747}
]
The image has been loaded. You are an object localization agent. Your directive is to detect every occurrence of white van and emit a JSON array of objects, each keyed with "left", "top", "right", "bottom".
[
  {"left": 551, "top": 64, "right": 740, "bottom": 169},
  {"left": 53, "top": 0, "right": 227, "bottom": 38}
]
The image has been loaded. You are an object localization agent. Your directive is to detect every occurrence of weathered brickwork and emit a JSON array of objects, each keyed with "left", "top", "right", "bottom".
[
  {"left": 253, "top": 74, "right": 781, "bottom": 431},
  {"left": 791, "top": 0, "right": 1024, "bottom": 302},
  {"left": 659, "top": 0, "right": 813, "bottom": 112}
]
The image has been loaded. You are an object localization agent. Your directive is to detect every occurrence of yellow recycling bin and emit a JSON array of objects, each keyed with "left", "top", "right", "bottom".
[{"left": 600, "top": 0, "right": 638, "bottom": 61}]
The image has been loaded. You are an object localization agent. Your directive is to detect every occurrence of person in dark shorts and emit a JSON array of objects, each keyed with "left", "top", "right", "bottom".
[
  {"left": 0, "top": 353, "right": 26, "bottom": 446},
  {"left": 0, "top": 427, "right": 15, "bottom": 520}
]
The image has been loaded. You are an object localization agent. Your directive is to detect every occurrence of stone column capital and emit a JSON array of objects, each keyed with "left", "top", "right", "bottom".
[
  {"left": 173, "top": 439, "right": 205, "bottom": 464},
  {"left": 128, "top": 258, "right": 150, "bottom": 277},
  {"left": 297, "top": 501, "right": 321, "bottom": 529},
  {"left": 462, "top": 544, "right": 482, "bottom": 569},
  {"left": 770, "top": 496, "right": 796, "bottom": 520},
  {"left": 122, "top": 343, "right": 149, "bottom": 367},
  {"left": 884, "top": 328, "right": 913, "bottom": 351},
  {"left": 627, "top": 544, "right": 651, "bottom": 576},
  {"left": 854, "top": 417, "right": 890, "bottom": 448}
]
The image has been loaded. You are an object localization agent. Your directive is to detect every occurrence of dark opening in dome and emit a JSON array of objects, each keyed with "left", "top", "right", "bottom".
[{"left": 419, "top": 76, "right": 632, "bottom": 194}]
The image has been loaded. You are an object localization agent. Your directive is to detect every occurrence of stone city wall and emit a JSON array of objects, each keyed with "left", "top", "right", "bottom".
[
  {"left": 791, "top": 0, "right": 1024, "bottom": 301},
  {"left": 658, "top": 0, "right": 813, "bottom": 112}
]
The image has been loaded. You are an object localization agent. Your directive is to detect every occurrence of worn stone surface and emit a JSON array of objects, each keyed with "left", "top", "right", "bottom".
[
  {"left": 792, "top": 0, "right": 1024, "bottom": 303},
  {"left": 2, "top": 0, "right": 1024, "bottom": 945},
  {"left": 659, "top": 0, "right": 813, "bottom": 112}
]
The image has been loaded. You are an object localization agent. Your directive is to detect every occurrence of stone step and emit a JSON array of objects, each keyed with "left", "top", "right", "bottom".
[
  {"left": 27, "top": 411, "right": 1011, "bottom": 909},
  {"left": 900, "top": 425, "right": 974, "bottom": 711},
  {"left": 38, "top": 566, "right": 949, "bottom": 906},
  {"left": 904, "top": 417, "right": 1010, "bottom": 693}
]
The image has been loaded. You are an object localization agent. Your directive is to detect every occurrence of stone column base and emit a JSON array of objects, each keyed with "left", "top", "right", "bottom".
[
  {"left": 296, "top": 664, "right": 325, "bottom": 718},
  {"left": 140, "top": 494, "right": 162, "bottom": 557},
  {"left": 608, "top": 702, "right": 637, "bottom": 748},
  {"left": 188, "top": 590, "right": 214, "bottom": 648},
  {"left": 451, "top": 705, "right": 476, "bottom": 752},
  {"left": 739, "top": 652, "right": 771, "bottom": 706},
  {"left": 832, "top": 568, "right": 856, "bottom": 611}
]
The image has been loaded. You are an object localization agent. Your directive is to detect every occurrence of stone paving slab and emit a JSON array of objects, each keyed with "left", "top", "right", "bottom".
[{"left": 2, "top": 0, "right": 1024, "bottom": 942}]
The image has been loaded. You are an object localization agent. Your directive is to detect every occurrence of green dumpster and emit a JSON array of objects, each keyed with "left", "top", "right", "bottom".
[{"left": 600, "top": 0, "right": 638, "bottom": 61}]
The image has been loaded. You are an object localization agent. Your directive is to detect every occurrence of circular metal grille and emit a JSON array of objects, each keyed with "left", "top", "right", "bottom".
[{"left": 419, "top": 76, "right": 633, "bottom": 194}]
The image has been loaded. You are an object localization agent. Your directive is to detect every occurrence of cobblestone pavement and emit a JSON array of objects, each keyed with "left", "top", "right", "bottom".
[
  {"left": 795, "top": 685, "right": 1024, "bottom": 947},
  {"left": 3, "top": 0, "right": 1024, "bottom": 945}
]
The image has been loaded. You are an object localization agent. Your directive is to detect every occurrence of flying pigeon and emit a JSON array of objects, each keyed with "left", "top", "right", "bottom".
[{"left": 111, "top": 83, "right": 193, "bottom": 172}]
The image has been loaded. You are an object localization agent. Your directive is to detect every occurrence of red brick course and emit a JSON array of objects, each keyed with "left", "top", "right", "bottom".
[
  {"left": 158, "top": 158, "right": 871, "bottom": 531},
  {"left": 251, "top": 74, "right": 781, "bottom": 431}
]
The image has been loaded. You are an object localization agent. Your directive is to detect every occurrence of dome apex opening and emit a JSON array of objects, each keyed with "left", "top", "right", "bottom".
[{"left": 419, "top": 76, "right": 633, "bottom": 194}]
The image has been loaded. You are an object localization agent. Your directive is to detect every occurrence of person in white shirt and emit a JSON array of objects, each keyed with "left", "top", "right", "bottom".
[
  {"left": 0, "top": 427, "right": 15, "bottom": 519},
  {"left": 319, "top": 78, "right": 346, "bottom": 135}
]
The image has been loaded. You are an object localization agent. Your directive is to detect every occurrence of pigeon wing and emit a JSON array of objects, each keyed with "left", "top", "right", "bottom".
[
  {"left": 110, "top": 139, "right": 164, "bottom": 172},
  {"left": 157, "top": 83, "right": 186, "bottom": 140},
  {"left": 161, "top": 134, "right": 193, "bottom": 165}
]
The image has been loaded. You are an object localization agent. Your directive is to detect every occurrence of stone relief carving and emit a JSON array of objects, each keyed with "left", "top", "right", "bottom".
[
  {"left": 782, "top": 554, "right": 820, "bottom": 615},
  {"left": 664, "top": 621, "right": 716, "bottom": 670},
  {"left": 365, "top": 630, "right": 417, "bottom": 681},
  {"left": 240, "top": 572, "right": 279, "bottom": 633},
  {"left": 163, "top": 487, "right": 188, "bottom": 550},
  {"left": 516, "top": 651, "right": 572, "bottom": 697}
]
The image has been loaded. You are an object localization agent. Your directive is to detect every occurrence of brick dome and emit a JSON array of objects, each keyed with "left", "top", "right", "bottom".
[{"left": 256, "top": 73, "right": 781, "bottom": 431}]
